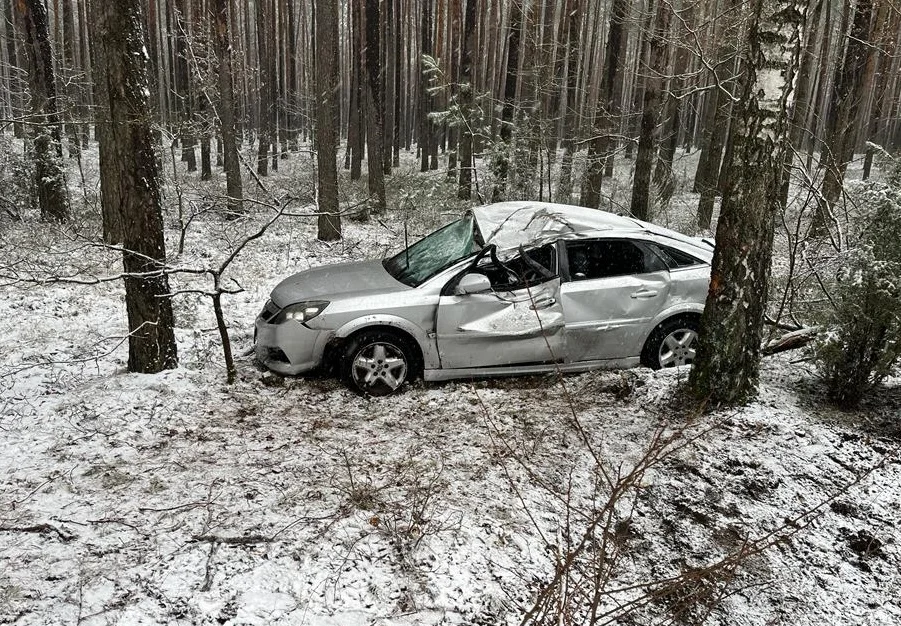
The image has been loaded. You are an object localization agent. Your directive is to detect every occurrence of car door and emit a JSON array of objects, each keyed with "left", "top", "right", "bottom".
[
  {"left": 435, "top": 244, "right": 566, "bottom": 369},
  {"left": 559, "top": 238, "right": 672, "bottom": 361}
]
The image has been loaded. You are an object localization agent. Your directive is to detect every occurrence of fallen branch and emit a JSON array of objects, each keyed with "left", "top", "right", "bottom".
[
  {"left": 191, "top": 533, "right": 271, "bottom": 545},
  {"left": 762, "top": 326, "right": 821, "bottom": 356},
  {"left": 0, "top": 523, "right": 75, "bottom": 542}
]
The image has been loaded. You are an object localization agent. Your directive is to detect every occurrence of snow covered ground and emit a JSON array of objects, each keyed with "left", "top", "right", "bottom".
[{"left": 0, "top": 146, "right": 898, "bottom": 624}]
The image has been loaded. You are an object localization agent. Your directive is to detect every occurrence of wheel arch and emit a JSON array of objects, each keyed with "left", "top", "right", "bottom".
[
  {"left": 640, "top": 310, "right": 703, "bottom": 369},
  {"left": 329, "top": 321, "right": 427, "bottom": 378}
]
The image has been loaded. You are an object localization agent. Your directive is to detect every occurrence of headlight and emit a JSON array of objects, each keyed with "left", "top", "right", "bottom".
[{"left": 272, "top": 301, "right": 329, "bottom": 325}]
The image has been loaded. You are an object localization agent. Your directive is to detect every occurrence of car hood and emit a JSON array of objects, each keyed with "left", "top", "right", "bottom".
[{"left": 270, "top": 260, "right": 408, "bottom": 308}]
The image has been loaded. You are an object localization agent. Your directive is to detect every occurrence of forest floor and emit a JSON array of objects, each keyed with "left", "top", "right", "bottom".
[{"left": 0, "top": 143, "right": 898, "bottom": 625}]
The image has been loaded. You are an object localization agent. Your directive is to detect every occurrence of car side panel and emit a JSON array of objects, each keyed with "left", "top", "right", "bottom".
[
  {"left": 435, "top": 278, "right": 566, "bottom": 368},
  {"left": 559, "top": 271, "right": 672, "bottom": 361}
]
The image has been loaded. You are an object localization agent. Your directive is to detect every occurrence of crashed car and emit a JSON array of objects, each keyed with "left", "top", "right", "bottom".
[{"left": 255, "top": 201, "right": 713, "bottom": 395}]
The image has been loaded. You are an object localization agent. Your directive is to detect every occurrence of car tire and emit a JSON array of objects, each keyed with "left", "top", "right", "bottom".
[
  {"left": 641, "top": 316, "right": 700, "bottom": 370},
  {"left": 341, "top": 330, "right": 420, "bottom": 396}
]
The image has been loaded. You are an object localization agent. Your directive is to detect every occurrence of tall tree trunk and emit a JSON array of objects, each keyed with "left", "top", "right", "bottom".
[
  {"left": 688, "top": 0, "right": 804, "bottom": 406},
  {"left": 90, "top": 0, "right": 179, "bottom": 373},
  {"left": 490, "top": 0, "right": 522, "bottom": 201},
  {"left": 61, "top": 0, "right": 80, "bottom": 159},
  {"left": 457, "top": 0, "right": 477, "bottom": 200},
  {"left": 556, "top": 0, "right": 582, "bottom": 205},
  {"left": 315, "top": 0, "right": 341, "bottom": 241},
  {"left": 695, "top": 0, "right": 739, "bottom": 230},
  {"left": 4, "top": 0, "right": 26, "bottom": 138},
  {"left": 174, "top": 0, "right": 196, "bottom": 172},
  {"left": 255, "top": 0, "right": 271, "bottom": 175},
  {"left": 14, "top": 0, "right": 69, "bottom": 222},
  {"left": 348, "top": 0, "right": 364, "bottom": 180},
  {"left": 364, "top": 0, "right": 387, "bottom": 212},
  {"left": 861, "top": 0, "right": 897, "bottom": 179},
  {"left": 580, "top": 0, "right": 627, "bottom": 209},
  {"left": 817, "top": 0, "right": 874, "bottom": 225},
  {"left": 629, "top": 0, "right": 671, "bottom": 222},
  {"left": 419, "top": 0, "right": 434, "bottom": 173},
  {"left": 213, "top": 0, "right": 243, "bottom": 214},
  {"left": 653, "top": 2, "right": 694, "bottom": 209},
  {"left": 779, "top": 0, "right": 824, "bottom": 204}
]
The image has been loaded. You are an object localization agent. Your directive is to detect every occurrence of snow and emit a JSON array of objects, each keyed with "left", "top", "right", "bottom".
[{"left": 0, "top": 143, "right": 899, "bottom": 625}]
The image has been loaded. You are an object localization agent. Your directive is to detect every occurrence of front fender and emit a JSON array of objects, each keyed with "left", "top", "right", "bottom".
[{"left": 333, "top": 314, "right": 439, "bottom": 369}]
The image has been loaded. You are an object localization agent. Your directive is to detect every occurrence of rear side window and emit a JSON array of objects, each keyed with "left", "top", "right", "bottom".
[
  {"left": 648, "top": 243, "right": 704, "bottom": 269},
  {"left": 566, "top": 240, "right": 667, "bottom": 280}
]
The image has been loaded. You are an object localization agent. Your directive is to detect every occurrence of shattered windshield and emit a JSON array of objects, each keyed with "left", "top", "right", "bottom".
[{"left": 383, "top": 215, "right": 481, "bottom": 287}]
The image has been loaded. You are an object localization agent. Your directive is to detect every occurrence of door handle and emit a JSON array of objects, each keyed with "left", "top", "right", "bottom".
[
  {"left": 630, "top": 289, "right": 658, "bottom": 299},
  {"left": 530, "top": 297, "right": 557, "bottom": 310}
]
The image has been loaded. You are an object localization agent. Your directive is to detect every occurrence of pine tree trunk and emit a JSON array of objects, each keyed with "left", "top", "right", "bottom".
[
  {"left": 364, "top": 0, "right": 387, "bottom": 211},
  {"left": 688, "top": 0, "right": 804, "bottom": 407},
  {"left": 14, "top": 0, "right": 69, "bottom": 222},
  {"left": 61, "top": 0, "right": 80, "bottom": 159},
  {"left": 255, "top": 0, "right": 271, "bottom": 176},
  {"left": 490, "top": 0, "right": 522, "bottom": 201},
  {"left": 419, "top": 0, "right": 434, "bottom": 173},
  {"left": 174, "top": 0, "right": 196, "bottom": 172},
  {"left": 779, "top": 0, "right": 823, "bottom": 203},
  {"left": 90, "top": 0, "right": 178, "bottom": 373},
  {"left": 347, "top": 0, "right": 364, "bottom": 180},
  {"left": 213, "top": 0, "right": 243, "bottom": 214},
  {"left": 457, "top": 0, "right": 477, "bottom": 200},
  {"left": 860, "top": 0, "right": 896, "bottom": 179},
  {"left": 580, "top": 0, "right": 627, "bottom": 209},
  {"left": 556, "top": 0, "right": 582, "bottom": 205},
  {"left": 695, "top": 0, "right": 740, "bottom": 230},
  {"left": 817, "top": 0, "right": 874, "bottom": 223},
  {"left": 630, "top": 0, "right": 671, "bottom": 222},
  {"left": 315, "top": 0, "right": 341, "bottom": 241}
]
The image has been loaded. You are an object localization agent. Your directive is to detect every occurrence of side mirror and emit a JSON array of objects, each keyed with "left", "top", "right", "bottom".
[{"left": 454, "top": 273, "right": 491, "bottom": 295}]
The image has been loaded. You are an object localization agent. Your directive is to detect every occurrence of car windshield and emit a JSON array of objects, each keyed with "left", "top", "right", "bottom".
[{"left": 383, "top": 215, "right": 481, "bottom": 286}]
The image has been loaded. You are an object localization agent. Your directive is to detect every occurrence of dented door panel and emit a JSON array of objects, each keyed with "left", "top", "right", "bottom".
[
  {"left": 560, "top": 272, "right": 671, "bottom": 361},
  {"left": 436, "top": 279, "right": 566, "bottom": 368}
]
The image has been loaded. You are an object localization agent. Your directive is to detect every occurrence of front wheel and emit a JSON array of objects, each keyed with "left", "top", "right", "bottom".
[
  {"left": 341, "top": 330, "right": 418, "bottom": 396},
  {"left": 641, "top": 317, "right": 700, "bottom": 369}
]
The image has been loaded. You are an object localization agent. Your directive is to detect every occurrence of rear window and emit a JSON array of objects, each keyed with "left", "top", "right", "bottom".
[{"left": 648, "top": 243, "right": 704, "bottom": 269}]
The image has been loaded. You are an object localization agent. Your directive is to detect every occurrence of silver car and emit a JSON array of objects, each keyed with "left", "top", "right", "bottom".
[{"left": 255, "top": 201, "right": 713, "bottom": 395}]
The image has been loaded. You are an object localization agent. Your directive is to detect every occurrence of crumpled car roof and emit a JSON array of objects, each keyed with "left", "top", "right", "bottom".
[{"left": 469, "top": 201, "right": 645, "bottom": 251}]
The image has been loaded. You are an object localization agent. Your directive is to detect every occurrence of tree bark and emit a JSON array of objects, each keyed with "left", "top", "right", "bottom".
[
  {"left": 314, "top": 0, "right": 341, "bottom": 241},
  {"left": 457, "top": 0, "right": 477, "bottom": 200},
  {"left": 90, "top": 0, "right": 179, "bottom": 373},
  {"left": 419, "top": 0, "right": 434, "bottom": 173},
  {"left": 255, "top": 0, "right": 271, "bottom": 176},
  {"left": 556, "top": 0, "right": 582, "bottom": 205},
  {"left": 490, "top": 0, "right": 522, "bottom": 201},
  {"left": 13, "top": 0, "right": 69, "bottom": 222},
  {"left": 688, "top": 0, "right": 804, "bottom": 406},
  {"left": 213, "top": 0, "right": 243, "bottom": 214},
  {"left": 364, "top": 0, "right": 387, "bottom": 212},
  {"left": 579, "top": 0, "right": 628, "bottom": 209},
  {"left": 630, "top": 0, "right": 671, "bottom": 222},
  {"left": 817, "top": 0, "right": 874, "bottom": 224},
  {"left": 695, "top": 0, "right": 739, "bottom": 230}
]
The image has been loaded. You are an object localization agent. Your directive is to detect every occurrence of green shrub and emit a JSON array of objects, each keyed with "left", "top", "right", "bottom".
[{"left": 815, "top": 183, "right": 901, "bottom": 407}]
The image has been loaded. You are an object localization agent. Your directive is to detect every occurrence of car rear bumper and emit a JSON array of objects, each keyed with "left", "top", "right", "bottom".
[{"left": 254, "top": 317, "right": 331, "bottom": 375}]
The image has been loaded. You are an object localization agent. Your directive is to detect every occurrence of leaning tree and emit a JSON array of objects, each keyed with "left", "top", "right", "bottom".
[{"left": 688, "top": 0, "right": 805, "bottom": 406}]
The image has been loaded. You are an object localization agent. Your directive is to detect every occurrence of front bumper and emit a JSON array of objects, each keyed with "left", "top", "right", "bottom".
[{"left": 254, "top": 316, "right": 331, "bottom": 375}]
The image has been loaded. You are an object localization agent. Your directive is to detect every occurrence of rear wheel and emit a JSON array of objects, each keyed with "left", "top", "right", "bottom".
[
  {"left": 641, "top": 317, "right": 700, "bottom": 369},
  {"left": 341, "top": 330, "right": 419, "bottom": 396}
]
